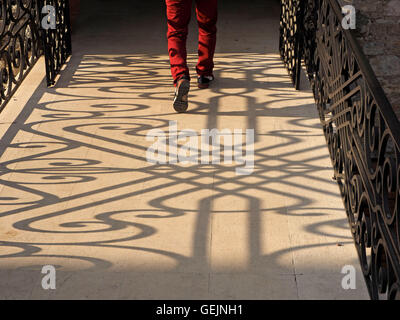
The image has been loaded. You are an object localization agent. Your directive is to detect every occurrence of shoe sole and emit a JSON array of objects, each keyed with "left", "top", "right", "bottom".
[
  {"left": 198, "top": 83, "right": 210, "bottom": 89},
  {"left": 173, "top": 80, "right": 190, "bottom": 113}
]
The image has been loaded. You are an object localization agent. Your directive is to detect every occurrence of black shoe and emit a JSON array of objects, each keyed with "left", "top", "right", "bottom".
[
  {"left": 197, "top": 75, "right": 214, "bottom": 89},
  {"left": 173, "top": 78, "right": 190, "bottom": 113}
]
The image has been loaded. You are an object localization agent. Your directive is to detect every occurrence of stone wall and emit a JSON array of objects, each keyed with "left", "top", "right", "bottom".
[{"left": 342, "top": 0, "right": 400, "bottom": 120}]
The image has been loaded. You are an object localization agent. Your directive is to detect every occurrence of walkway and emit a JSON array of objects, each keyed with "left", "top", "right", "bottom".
[{"left": 0, "top": 0, "right": 369, "bottom": 299}]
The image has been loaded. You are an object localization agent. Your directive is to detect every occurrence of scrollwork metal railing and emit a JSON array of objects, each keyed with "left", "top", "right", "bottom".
[
  {"left": 280, "top": 0, "right": 400, "bottom": 300},
  {"left": 0, "top": 0, "right": 43, "bottom": 112},
  {"left": 0, "top": 0, "right": 71, "bottom": 112},
  {"left": 42, "top": 0, "right": 71, "bottom": 86},
  {"left": 279, "top": 0, "right": 303, "bottom": 89}
]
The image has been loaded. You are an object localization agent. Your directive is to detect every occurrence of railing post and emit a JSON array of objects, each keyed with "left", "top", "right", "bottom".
[{"left": 41, "top": 0, "right": 72, "bottom": 86}]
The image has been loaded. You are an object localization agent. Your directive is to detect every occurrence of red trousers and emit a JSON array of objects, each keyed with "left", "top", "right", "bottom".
[{"left": 165, "top": 0, "right": 218, "bottom": 84}]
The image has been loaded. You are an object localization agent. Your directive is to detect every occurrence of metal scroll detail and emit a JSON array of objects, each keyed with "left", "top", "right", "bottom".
[
  {"left": 42, "top": 0, "right": 72, "bottom": 86},
  {"left": 0, "top": 0, "right": 43, "bottom": 112},
  {"left": 0, "top": 0, "right": 72, "bottom": 111},
  {"left": 280, "top": 0, "right": 400, "bottom": 300},
  {"left": 279, "top": 0, "right": 303, "bottom": 89}
]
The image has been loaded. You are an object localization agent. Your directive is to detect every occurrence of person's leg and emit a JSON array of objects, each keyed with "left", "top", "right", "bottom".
[
  {"left": 195, "top": 0, "right": 217, "bottom": 78},
  {"left": 166, "top": 0, "right": 192, "bottom": 85}
]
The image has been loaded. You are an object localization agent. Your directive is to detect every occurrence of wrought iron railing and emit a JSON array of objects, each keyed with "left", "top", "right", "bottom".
[
  {"left": 279, "top": 0, "right": 303, "bottom": 89},
  {"left": 0, "top": 0, "right": 71, "bottom": 112},
  {"left": 280, "top": 0, "right": 400, "bottom": 300},
  {"left": 0, "top": 0, "right": 43, "bottom": 112}
]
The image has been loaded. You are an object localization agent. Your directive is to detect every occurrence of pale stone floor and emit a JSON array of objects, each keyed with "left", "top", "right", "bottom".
[{"left": 0, "top": 0, "right": 370, "bottom": 299}]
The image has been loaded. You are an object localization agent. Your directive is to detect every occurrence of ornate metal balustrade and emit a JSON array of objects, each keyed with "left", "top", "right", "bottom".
[
  {"left": 280, "top": 0, "right": 400, "bottom": 300},
  {"left": 279, "top": 0, "right": 303, "bottom": 89},
  {"left": 0, "top": 0, "right": 43, "bottom": 112},
  {"left": 0, "top": 0, "right": 71, "bottom": 112},
  {"left": 42, "top": 0, "right": 71, "bottom": 86}
]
